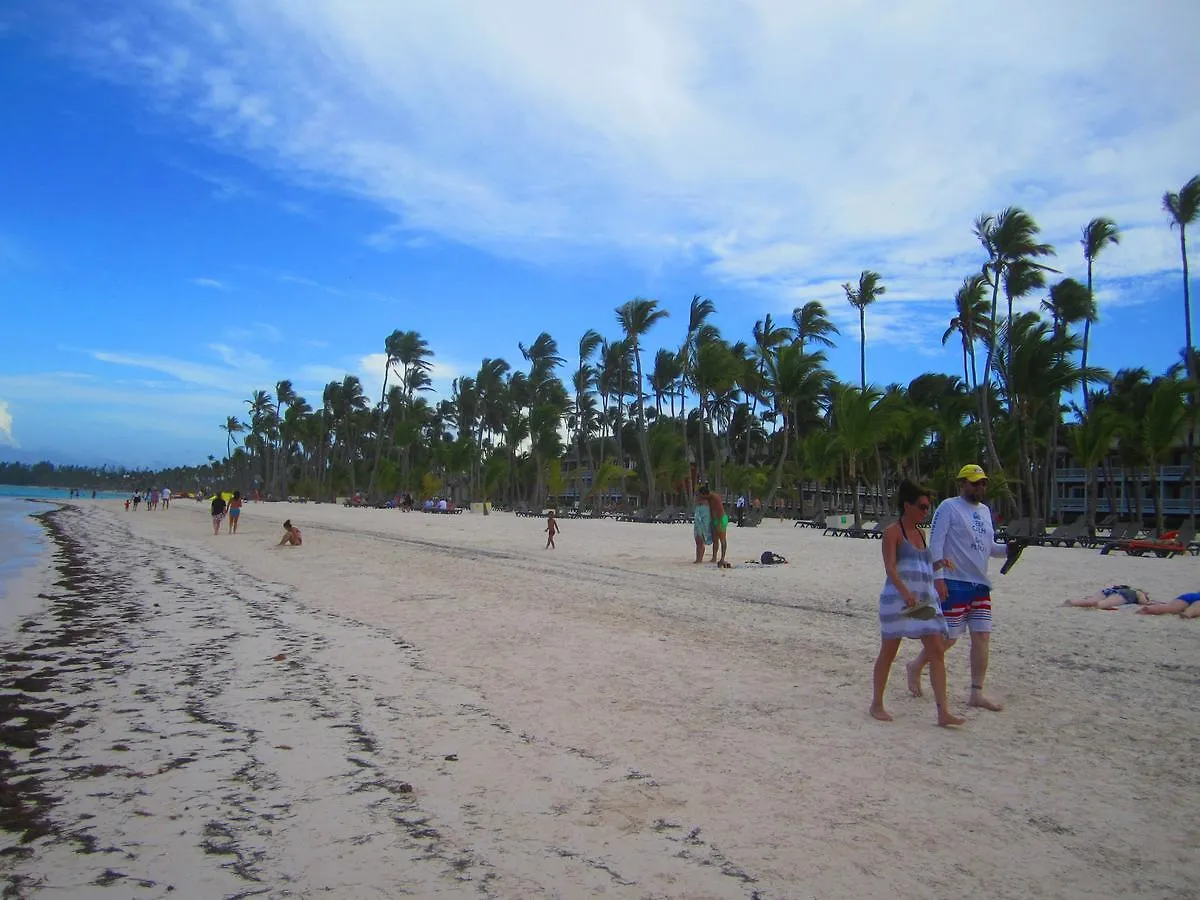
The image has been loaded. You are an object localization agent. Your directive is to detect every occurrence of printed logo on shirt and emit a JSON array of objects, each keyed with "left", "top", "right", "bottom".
[{"left": 970, "top": 511, "right": 986, "bottom": 553}]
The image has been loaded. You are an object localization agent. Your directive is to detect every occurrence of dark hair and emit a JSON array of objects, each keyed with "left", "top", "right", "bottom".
[
  {"left": 232, "top": 490, "right": 241, "bottom": 499},
  {"left": 283, "top": 520, "right": 292, "bottom": 529},
  {"left": 895, "top": 479, "right": 932, "bottom": 513}
]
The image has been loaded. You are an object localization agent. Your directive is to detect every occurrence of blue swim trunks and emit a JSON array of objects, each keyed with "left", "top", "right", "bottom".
[{"left": 1177, "top": 592, "right": 1200, "bottom": 605}]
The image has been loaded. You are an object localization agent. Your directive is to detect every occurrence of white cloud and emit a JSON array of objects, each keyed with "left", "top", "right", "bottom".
[
  {"left": 192, "top": 276, "right": 229, "bottom": 289},
  {"left": 0, "top": 399, "right": 17, "bottom": 446},
  {"left": 65, "top": 0, "right": 1200, "bottom": 333}
]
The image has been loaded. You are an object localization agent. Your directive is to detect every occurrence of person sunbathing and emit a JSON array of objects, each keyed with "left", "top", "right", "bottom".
[
  {"left": 1136, "top": 593, "right": 1200, "bottom": 618},
  {"left": 1064, "top": 585, "right": 1151, "bottom": 609}
]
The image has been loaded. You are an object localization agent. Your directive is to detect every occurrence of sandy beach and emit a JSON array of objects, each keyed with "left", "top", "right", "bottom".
[{"left": 2, "top": 500, "right": 1198, "bottom": 898}]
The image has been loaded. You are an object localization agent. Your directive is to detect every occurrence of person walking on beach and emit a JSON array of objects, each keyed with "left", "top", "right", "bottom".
[
  {"left": 545, "top": 510, "right": 560, "bottom": 549},
  {"left": 871, "top": 480, "right": 964, "bottom": 727},
  {"left": 906, "top": 464, "right": 1007, "bottom": 711},
  {"left": 707, "top": 488, "right": 730, "bottom": 567},
  {"left": 161, "top": 487, "right": 171, "bottom": 509},
  {"left": 278, "top": 520, "right": 302, "bottom": 546},
  {"left": 694, "top": 486, "right": 713, "bottom": 563},
  {"left": 210, "top": 492, "right": 227, "bottom": 535},
  {"left": 228, "top": 491, "right": 243, "bottom": 534},
  {"left": 735, "top": 493, "right": 746, "bottom": 527}
]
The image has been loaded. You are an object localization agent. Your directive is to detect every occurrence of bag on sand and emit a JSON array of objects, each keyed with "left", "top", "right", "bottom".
[{"left": 760, "top": 550, "right": 788, "bottom": 565}]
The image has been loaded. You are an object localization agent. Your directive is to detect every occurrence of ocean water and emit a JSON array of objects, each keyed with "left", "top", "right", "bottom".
[{"left": 0, "top": 486, "right": 125, "bottom": 631}]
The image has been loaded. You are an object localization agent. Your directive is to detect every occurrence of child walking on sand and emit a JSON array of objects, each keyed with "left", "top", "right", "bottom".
[{"left": 545, "top": 511, "right": 560, "bottom": 549}]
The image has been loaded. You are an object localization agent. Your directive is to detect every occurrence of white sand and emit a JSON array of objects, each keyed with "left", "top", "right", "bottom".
[{"left": 3, "top": 499, "right": 1198, "bottom": 898}]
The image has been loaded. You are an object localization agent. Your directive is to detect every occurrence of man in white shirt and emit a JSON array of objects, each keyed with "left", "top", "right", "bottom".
[
  {"left": 906, "top": 464, "right": 1007, "bottom": 711},
  {"left": 161, "top": 487, "right": 171, "bottom": 510},
  {"left": 735, "top": 494, "right": 746, "bottom": 527}
]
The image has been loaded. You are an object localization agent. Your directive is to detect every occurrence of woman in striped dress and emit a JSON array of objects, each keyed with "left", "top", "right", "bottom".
[{"left": 870, "top": 480, "right": 964, "bottom": 727}]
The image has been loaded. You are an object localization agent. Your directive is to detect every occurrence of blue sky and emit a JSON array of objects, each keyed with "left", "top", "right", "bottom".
[{"left": 1, "top": 0, "right": 1197, "bottom": 468}]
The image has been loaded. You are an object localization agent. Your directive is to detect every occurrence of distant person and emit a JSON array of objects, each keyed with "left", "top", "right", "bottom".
[
  {"left": 124, "top": 498, "right": 130, "bottom": 511},
  {"left": 91, "top": 489, "right": 96, "bottom": 499},
  {"left": 278, "top": 520, "right": 302, "bottom": 547},
  {"left": 161, "top": 487, "right": 171, "bottom": 509},
  {"left": 735, "top": 494, "right": 746, "bottom": 527},
  {"left": 1136, "top": 593, "right": 1200, "bottom": 618},
  {"left": 906, "top": 464, "right": 1007, "bottom": 712},
  {"left": 210, "top": 493, "right": 227, "bottom": 535},
  {"left": 871, "top": 480, "right": 963, "bottom": 727},
  {"left": 707, "top": 489, "right": 730, "bottom": 568},
  {"left": 693, "top": 486, "right": 713, "bottom": 563},
  {"left": 133, "top": 493, "right": 142, "bottom": 511},
  {"left": 228, "top": 490, "right": 243, "bottom": 534},
  {"left": 1064, "top": 585, "right": 1152, "bottom": 610},
  {"left": 545, "top": 510, "right": 560, "bottom": 549}
]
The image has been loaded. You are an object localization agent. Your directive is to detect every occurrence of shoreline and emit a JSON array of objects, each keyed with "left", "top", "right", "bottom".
[{"left": 1, "top": 501, "right": 1198, "bottom": 897}]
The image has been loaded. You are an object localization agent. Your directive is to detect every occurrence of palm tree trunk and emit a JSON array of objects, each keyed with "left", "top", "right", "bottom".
[
  {"left": 979, "top": 278, "right": 1004, "bottom": 474},
  {"left": 1082, "top": 260, "right": 1094, "bottom": 412},
  {"left": 858, "top": 308, "right": 866, "bottom": 390}
]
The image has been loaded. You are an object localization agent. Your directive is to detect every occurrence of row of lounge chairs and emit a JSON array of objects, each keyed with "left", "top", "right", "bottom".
[{"left": 1004, "top": 518, "right": 1200, "bottom": 558}]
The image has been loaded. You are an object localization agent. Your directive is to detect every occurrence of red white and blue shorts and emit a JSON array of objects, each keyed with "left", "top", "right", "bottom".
[{"left": 941, "top": 580, "right": 992, "bottom": 639}]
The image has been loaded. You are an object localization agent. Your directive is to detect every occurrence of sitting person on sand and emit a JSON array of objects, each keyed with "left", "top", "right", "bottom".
[
  {"left": 871, "top": 479, "right": 964, "bottom": 728},
  {"left": 278, "top": 520, "right": 302, "bottom": 546},
  {"left": 1064, "top": 585, "right": 1152, "bottom": 609},
  {"left": 1136, "top": 592, "right": 1200, "bottom": 618}
]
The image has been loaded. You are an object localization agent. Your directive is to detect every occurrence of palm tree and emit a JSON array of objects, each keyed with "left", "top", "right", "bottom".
[
  {"left": 942, "top": 274, "right": 991, "bottom": 393},
  {"left": 746, "top": 313, "right": 793, "bottom": 464},
  {"left": 221, "top": 415, "right": 245, "bottom": 462},
  {"left": 1066, "top": 408, "right": 1119, "bottom": 534},
  {"left": 974, "top": 207, "right": 1055, "bottom": 472},
  {"left": 1164, "top": 176, "right": 1200, "bottom": 377},
  {"left": 1164, "top": 175, "right": 1200, "bottom": 523},
  {"left": 366, "top": 330, "right": 408, "bottom": 498},
  {"left": 1142, "top": 377, "right": 1189, "bottom": 534},
  {"left": 831, "top": 384, "right": 891, "bottom": 527},
  {"left": 1080, "top": 217, "right": 1121, "bottom": 410},
  {"left": 842, "top": 271, "right": 885, "bottom": 389},
  {"left": 679, "top": 295, "right": 717, "bottom": 466},
  {"left": 762, "top": 343, "right": 829, "bottom": 504},
  {"left": 617, "top": 298, "right": 670, "bottom": 508},
  {"left": 791, "top": 301, "right": 839, "bottom": 351}
]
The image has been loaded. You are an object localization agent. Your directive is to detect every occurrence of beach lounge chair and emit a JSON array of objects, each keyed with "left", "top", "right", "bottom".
[
  {"left": 1096, "top": 523, "right": 1140, "bottom": 555},
  {"left": 740, "top": 509, "right": 765, "bottom": 528},
  {"left": 1117, "top": 523, "right": 1196, "bottom": 558},
  {"left": 1041, "top": 518, "right": 1089, "bottom": 548}
]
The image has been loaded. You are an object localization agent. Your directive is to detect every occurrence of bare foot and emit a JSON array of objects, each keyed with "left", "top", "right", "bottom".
[
  {"left": 937, "top": 709, "right": 966, "bottom": 727},
  {"left": 905, "top": 660, "right": 923, "bottom": 697},
  {"left": 968, "top": 691, "right": 1003, "bottom": 711},
  {"left": 869, "top": 704, "right": 893, "bottom": 722}
]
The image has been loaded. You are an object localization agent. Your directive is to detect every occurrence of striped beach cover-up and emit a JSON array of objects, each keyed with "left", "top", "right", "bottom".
[
  {"left": 879, "top": 537, "right": 948, "bottom": 640},
  {"left": 694, "top": 503, "right": 712, "bottom": 545}
]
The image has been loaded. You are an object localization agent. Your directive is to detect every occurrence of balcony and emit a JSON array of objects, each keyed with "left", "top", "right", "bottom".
[{"left": 1055, "top": 466, "right": 1191, "bottom": 482}]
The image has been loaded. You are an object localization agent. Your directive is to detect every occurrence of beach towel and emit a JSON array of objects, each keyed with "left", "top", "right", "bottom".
[{"left": 694, "top": 503, "right": 713, "bottom": 545}]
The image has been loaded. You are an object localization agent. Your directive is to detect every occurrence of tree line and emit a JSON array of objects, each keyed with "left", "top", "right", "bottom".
[{"left": 204, "top": 176, "right": 1200, "bottom": 526}]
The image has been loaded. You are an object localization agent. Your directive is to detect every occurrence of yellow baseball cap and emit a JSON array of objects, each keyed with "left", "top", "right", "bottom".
[{"left": 957, "top": 464, "right": 988, "bottom": 482}]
